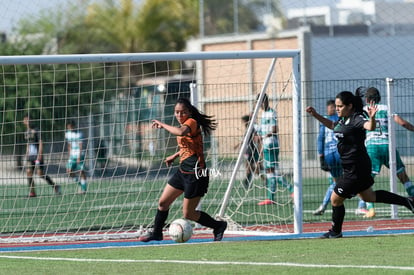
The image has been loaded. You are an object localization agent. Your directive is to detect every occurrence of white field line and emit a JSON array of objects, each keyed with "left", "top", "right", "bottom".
[{"left": 0, "top": 255, "right": 413, "bottom": 271}]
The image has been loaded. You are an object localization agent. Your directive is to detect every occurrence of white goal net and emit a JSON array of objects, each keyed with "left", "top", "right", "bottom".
[{"left": 0, "top": 50, "right": 301, "bottom": 242}]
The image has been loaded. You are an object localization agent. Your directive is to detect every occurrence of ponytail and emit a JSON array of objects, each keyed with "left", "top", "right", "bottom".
[{"left": 176, "top": 98, "right": 217, "bottom": 136}]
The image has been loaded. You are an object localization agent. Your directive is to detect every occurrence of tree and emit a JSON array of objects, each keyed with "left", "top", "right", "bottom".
[
  {"left": 136, "top": 0, "right": 198, "bottom": 52},
  {"left": 3, "top": 0, "right": 286, "bottom": 166},
  {"left": 81, "top": 0, "right": 199, "bottom": 82},
  {"left": 15, "top": 1, "right": 91, "bottom": 54},
  {"left": 81, "top": 0, "right": 198, "bottom": 53},
  {"left": 0, "top": 30, "right": 118, "bottom": 165},
  {"left": 202, "top": 0, "right": 285, "bottom": 36},
  {"left": 81, "top": 0, "right": 141, "bottom": 54}
]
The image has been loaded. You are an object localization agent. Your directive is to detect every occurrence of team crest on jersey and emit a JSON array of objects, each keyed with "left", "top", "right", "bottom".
[{"left": 335, "top": 132, "right": 343, "bottom": 139}]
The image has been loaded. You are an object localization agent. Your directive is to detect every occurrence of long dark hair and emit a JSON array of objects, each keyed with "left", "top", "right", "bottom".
[
  {"left": 176, "top": 98, "right": 217, "bottom": 136},
  {"left": 336, "top": 91, "right": 364, "bottom": 113}
]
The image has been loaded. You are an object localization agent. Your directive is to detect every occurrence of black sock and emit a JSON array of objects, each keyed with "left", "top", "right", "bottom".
[
  {"left": 153, "top": 209, "right": 169, "bottom": 236},
  {"left": 27, "top": 177, "right": 33, "bottom": 187},
  {"left": 197, "top": 211, "right": 221, "bottom": 229},
  {"left": 375, "top": 190, "right": 409, "bottom": 207},
  {"left": 331, "top": 205, "right": 345, "bottom": 233},
  {"left": 43, "top": 175, "right": 55, "bottom": 186}
]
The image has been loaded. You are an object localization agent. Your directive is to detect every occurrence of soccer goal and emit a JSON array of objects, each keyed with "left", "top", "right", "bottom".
[{"left": 0, "top": 50, "right": 301, "bottom": 242}]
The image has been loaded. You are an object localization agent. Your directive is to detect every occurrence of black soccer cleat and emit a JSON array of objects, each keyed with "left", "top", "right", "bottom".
[
  {"left": 407, "top": 197, "right": 414, "bottom": 214},
  {"left": 320, "top": 229, "right": 343, "bottom": 239},
  {"left": 139, "top": 232, "right": 163, "bottom": 242},
  {"left": 213, "top": 221, "right": 227, "bottom": 241}
]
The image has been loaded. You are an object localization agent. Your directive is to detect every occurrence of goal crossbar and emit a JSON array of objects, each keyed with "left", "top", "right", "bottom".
[{"left": 0, "top": 50, "right": 300, "bottom": 65}]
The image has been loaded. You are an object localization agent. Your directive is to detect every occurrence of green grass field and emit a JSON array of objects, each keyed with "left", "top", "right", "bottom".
[
  {"left": 1, "top": 234, "right": 414, "bottom": 274},
  {"left": 0, "top": 172, "right": 412, "bottom": 235},
  {"left": 1, "top": 168, "right": 414, "bottom": 274}
]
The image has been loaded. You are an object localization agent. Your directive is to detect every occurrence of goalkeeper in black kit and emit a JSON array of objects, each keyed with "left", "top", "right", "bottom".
[{"left": 23, "top": 114, "right": 61, "bottom": 197}]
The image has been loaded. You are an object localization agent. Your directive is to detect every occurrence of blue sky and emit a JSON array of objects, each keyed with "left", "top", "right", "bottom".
[
  {"left": 0, "top": 0, "right": 142, "bottom": 34},
  {"left": 0, "top": 0, "right": 68, "bottom": 33}
]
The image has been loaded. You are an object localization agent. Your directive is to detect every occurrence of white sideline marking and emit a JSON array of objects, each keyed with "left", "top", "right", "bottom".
[{"left": 0, "top": 255, "right": 413, "bottom": 271}]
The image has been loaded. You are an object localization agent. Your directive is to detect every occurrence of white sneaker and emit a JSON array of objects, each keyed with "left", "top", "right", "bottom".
[{"left": 355, "top": 208, "right": 368, "bottom": 215}]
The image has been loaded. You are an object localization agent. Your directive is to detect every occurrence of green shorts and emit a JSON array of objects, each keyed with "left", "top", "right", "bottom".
[
  {"left": 263, "top": 148, "right": 280, "bottom": 169},
  {"left": 262, "top": 136, "right": 279, "bottom": 169},
  {"left": 66, "top": 154, "right": 85, "bottom": 172},
  {"left": 366, "top": 144, "right": 405, "bottom": 176}
]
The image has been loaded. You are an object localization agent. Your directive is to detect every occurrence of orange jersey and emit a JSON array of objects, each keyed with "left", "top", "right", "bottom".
[{"left": 177, "top": 118, "right": 205, "bottom": 170}]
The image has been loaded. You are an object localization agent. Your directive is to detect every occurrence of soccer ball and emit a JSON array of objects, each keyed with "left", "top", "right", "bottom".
[{"left": 169, "top": 218, "right": 193, "bottom": 243}]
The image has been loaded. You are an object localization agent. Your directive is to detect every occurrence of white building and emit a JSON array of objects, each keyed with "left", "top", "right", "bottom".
[{"left": 285, "top": 0, "right": 414, "bottom": 28}]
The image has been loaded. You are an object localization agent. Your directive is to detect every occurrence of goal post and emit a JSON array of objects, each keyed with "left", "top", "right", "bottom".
[
  {"left": 0, "top": 50, "right": 301, "bottom": 242},
  {"left": 217, "top": 56, "right": 303, "bottom": 234}
]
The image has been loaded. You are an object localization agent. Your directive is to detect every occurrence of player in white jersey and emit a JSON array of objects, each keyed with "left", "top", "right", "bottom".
[
  {"left": 65, "top": 121, "right": 87, "bottom": 194},
  {"left": 256, "top": 94, "right": 293, "bottom": 205},
  {"left": 357, "top": 87, "right": 414, "bottom": 218},
  {"left": 24, "top": 114, "right": 60, "bottom": 197}
]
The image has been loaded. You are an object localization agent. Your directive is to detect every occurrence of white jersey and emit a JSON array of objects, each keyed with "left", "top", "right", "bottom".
[
  {"left": 258, "top": 108, "right": 278, "bottom": 137},
  {"left": 364, "top": 104, "right": 389, "bottom": 146},
  {"left": 258, "top": 108, "right": 279, "bottom": 149},
  {"left": 65, "top": 130, "right": 83, "bottom": 157}
]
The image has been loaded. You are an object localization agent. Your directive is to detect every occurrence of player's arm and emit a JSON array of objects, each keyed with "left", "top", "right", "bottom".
[
  {"left": 306, "top": 107, "right": 334, "bottom": 129},
  {"left": 394, "top": 114, "right": 414, "bottom": 131},
  {"left": 317, "top": 123, "right": 325, "bottom": 156},
  {"left": 152, "top": 120, "right": 191, "bottom": 136},
  {"left": 38, "top": 138, "right": 44, "bottom": 161},
  {"left": 316, "top": 123, "right": 330, "bottom": 171},
  {"left": 165, "top": 151, "right": 180, "bottom": 166},
  {"left": 25, "top": 140, "right": 29, "bottom": 156},
  {"left": 67, "top": 142, "right": 71, "bottom": 156},
  {"left": 268, "top": 124, "right": 278, "bottom": 137}
]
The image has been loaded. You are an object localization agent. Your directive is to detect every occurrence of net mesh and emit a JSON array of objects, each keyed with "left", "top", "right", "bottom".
[{"left": 0, "top": 52, "right": 300, "bottom": 242}]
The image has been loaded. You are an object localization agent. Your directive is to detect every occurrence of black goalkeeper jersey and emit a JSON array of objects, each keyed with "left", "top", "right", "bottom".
[{"left": 333, "top": 112, "right": 368, "bottom": 164}]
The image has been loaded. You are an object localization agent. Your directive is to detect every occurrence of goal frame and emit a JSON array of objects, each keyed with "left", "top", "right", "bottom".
[{"left": 0, "top": 50, "right": 302, "bottom": 242}]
